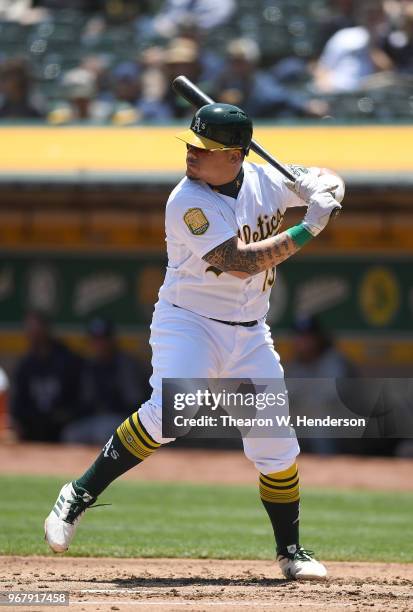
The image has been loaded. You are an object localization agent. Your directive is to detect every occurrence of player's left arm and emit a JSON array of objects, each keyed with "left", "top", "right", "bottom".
[
  {"left": 203, "top": 175, "right": 342, "bottom": 279},
  {"left": 203, "top": 233, "right": 299, "bottom": 279}
]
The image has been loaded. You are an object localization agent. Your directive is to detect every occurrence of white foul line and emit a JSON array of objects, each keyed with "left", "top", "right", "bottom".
[
  {"left": 75, "top": 587, "right": 355, "bottom": 608},
  {"left": 71, "top": 601, "right": 352, "bottom": 608}
]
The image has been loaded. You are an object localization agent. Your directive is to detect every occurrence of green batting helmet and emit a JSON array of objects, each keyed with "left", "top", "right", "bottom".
[{"left": 176, "top": 103, "right": 253, "bottom": 153}]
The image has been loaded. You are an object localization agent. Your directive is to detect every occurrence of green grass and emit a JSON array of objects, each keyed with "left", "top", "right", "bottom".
[{"left": 1, "top": 475, "right": 411, "bottom": 562}]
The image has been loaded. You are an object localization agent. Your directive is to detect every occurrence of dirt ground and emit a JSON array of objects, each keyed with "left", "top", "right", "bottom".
[
  {"left": 1, "top": 442, "right": 413, "bottom": 490},
  {"left": 1, "top": 557, "right": 412, "bottom": 612},
  {"left": 1, "top": 444, "right": 412, "bottom": 611}
]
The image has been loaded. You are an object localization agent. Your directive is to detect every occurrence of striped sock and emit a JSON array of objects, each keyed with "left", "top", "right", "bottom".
[
  {"left": 75, "top": 411, "right": 160, "bottom": 497},
  {"left": 116, "top": 411, "right": 161, "bottom": 461},
  {"left": 259, "top": 462, "right": 300, "bottom": 556}
]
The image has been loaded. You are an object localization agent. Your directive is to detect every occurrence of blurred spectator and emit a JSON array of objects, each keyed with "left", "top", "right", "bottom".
[
  {"left": 10, "top": 311, "right": 82, "bottom": 442},
  {"left": 137, "top": 82, "right": 172, "bottom": 122},
  {"left": 318, "top": 0, "right": 356, "bottom": 48},
  {"left": 112, "top": 61, "right": 141, "bottom": 105},
  {"left": 153, "top": 0, "right": 235, "bottom": 37},
  {"left": 47, "top": 67, "right": 112, "bottom": 124},
  {"left": 0, "top": 0, "right": 410, "bottom": 122},
  {"left": 81, "top": 54, "right": 113, "bottom": 102},
  {"left": 271, "top": 57, "right": 312, "bottom": 89},
  {"left": 314, "top": 0, "right": 394, "bottom": 93},
  {"left": 381, "top": 1, "right": 413, "bottom": 73},
  {"left": 0, "top": 57, "right": 44, "bottom": 119},
  {"left": 214, "top": 38, "right": 328, "bottom": 119},
  {"left": 161, "top": 37, "right": 208, "bottom": 118},
  {"left": 174, "top": 17, "right": 225, "bottom": 81},
  {"left": 49, "top": 60, "right": 172, "bottom": 125},
  {"left": 285, "top": 316, "right": 357, "bottom": 454},
  {"left": 61, "top": 318, "right": 151, "bottom": 445},
  {"left": 286, "top": 316, "right": 357, "bottom": 379},
  {"left": 0, "top": 367, "right": 9, "bottom": 437},
  {"left": 0, "top": 0, "right": 48, "bottom": 23},
  {"left": 108, "top": 61, "right": 142, "bottom": 124},
  {"left": 111, "top": 60, "right": 171, "bottom": 123}
]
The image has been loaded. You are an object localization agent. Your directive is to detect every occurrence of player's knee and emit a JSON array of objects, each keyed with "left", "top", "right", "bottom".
[
  {"left": 242, "top": 438, "right": 300, "bottom": 474},
  {"left": 138, "top": 401, "right": 176, "bottom": 445}
]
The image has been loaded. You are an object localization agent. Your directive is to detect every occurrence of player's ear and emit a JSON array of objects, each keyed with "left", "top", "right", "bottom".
[{"left": 229, "top": 150, "right": 242, "bottom": 164}]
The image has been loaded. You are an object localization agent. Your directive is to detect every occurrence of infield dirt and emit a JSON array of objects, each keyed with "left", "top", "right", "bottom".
[{"left": 1, "top": 556, "right": 412, "bottom": 612}]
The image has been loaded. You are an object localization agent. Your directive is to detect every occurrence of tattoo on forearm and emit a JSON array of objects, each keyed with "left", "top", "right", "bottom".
[{"left": 203, "top": 232, "right": 300, "bottom": 275}]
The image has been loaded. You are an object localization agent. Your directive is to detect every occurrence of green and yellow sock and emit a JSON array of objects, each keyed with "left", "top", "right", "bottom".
[
  {"left": 75, "top": 411, "right": 160, "bottom": 498},
  {"left": 259, "top": 462, "right": 300, "bottom": 556}
]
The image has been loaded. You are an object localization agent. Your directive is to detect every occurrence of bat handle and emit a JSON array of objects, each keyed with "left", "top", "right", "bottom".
[{"left": 254, "top": 142, "right": 341, "bottom": 218}]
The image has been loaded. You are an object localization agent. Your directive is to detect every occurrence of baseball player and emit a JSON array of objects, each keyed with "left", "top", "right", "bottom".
[{"left": 45, "top": 103, "right": 343, "bottom": 580}]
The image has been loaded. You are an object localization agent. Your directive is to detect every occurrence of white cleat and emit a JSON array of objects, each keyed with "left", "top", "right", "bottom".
[
  {"left": 277, "top": 546, "right": 327, "bottom": 581},
  {"left": 44, "top": 482, "right": 95, "bottom": 553}
]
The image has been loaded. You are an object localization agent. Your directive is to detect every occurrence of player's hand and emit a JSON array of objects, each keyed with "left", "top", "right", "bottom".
[
  {"left": 302, "top": 191, "right": 342, "bottom": 236},
  {"left": 286, "top": 172, "right": 327, "bottom": 203}
]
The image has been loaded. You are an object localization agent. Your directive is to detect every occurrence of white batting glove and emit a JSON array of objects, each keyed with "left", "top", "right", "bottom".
[
  {"left": 302, "top": 191, "right": 342, "bottom": 236},
  {"left": 287, "top": 165, "right": 346, "bottom": 204},
  {"left": 286, "top": 172, "right": 326, "bottom": 203},
  {"left": 287, "top": 173, "right": 325, "bottom": 202}
]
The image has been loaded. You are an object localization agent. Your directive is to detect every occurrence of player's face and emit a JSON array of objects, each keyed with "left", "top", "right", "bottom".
[{"left": 185, "top": 144, "right": 242, "bottom": 184}]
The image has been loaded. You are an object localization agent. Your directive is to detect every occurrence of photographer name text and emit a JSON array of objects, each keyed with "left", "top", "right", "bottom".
[{"left": 173, "top": 415, "right": 366, "bottom": 428}]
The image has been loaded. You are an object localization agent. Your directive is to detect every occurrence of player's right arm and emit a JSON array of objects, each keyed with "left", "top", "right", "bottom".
[{"left": 203, "top": 181, "right": 341, "bottom": 279}]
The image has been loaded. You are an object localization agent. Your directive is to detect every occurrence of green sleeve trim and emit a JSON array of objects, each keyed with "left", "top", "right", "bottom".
[{"left": 285, "top": 223, "right": 314, "bottom": 247}]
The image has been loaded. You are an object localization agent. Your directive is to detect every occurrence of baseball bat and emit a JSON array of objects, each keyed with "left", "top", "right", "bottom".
[{"left": 172, "top": 75, "right": 341, "bottom": 217}]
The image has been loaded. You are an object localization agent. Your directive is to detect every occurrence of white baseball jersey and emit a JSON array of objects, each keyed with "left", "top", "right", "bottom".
[{"left": 158, "top": 161, "right": 308, "bottom": 322}]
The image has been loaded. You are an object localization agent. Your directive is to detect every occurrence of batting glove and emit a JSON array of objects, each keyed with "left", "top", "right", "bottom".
[
  {"left": 302, "top": 191, "right": 342, "bottom": 236},
  {"left": 286, "top": 172, "right": 326, "bottom": 203}
]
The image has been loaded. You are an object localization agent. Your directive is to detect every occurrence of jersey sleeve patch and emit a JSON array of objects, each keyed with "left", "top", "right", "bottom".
[{"left": 183, "top": 207, "right": 210, "bottom": 235}]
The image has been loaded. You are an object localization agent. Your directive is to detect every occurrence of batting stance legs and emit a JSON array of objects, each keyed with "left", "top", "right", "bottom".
[{"left": 45, "top": 300, "right": 304, "bottom": 567}]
